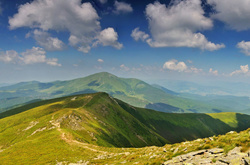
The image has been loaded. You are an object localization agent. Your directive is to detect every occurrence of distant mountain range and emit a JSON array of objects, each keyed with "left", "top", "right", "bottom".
[
  {"left": 0, "top": 72, "right": 250, "bottom": 114},
  {"left": 0, "top": 92, "right": 250, "bottom": 164},
  {"left": 155, "top": 79, "right": 250, "bottom": 97},
  {"left": 0, "top": 72, "right": 226, "bottom": 114}
]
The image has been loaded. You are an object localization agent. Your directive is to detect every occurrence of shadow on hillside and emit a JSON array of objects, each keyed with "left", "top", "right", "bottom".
[
  {"left": 236, "top": 113, "right": 250, "bottom": 131},
  {"left": 145, "top": 103, "right": 184, "bottom": 113}
]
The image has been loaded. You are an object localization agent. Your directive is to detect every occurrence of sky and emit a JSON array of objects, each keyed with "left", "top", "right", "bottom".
[{"left": 1, "top": 0, "right": 250, "bottom": 84}]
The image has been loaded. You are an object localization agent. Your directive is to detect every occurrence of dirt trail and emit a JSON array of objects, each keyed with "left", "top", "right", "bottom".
[{"left": 50, "top": 118, "right": 108, "bottom": 154}]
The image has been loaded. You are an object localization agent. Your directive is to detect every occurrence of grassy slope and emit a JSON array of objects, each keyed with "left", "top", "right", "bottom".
[
  {"left": 0, "top": 93, "right": 250, "bottom": 164},
  {"left": 0, "top": 72, "right": 224, "bottom": 114},
  {"left": 1, "top": 92, "right": 250, "bottom": 146}
]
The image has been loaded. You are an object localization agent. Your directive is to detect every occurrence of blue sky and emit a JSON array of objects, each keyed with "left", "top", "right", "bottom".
[{"left": 1, "top": 0, "right": 250, "bottom": 84}]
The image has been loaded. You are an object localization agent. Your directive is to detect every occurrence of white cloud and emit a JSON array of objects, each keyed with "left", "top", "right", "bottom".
[
  {"left": 0, "top": 50, "right": 19, "bottom": 63},
  {"left": 98, "top": 59, "right": 104, "bottom": 63},
  {"left": 114, "top": 1, "right": 133, "bottom": 14},
  {"left": 28, "top": 30, "right": 65, "bottom": 51},
  {"left": 9, "top": 0, "right": 121, "bottom": 53},
  {"left": 133, "top": 1, "right": 224, "bottom": 51},
  {"left": 237, "top": 41, "right": 250, "bottom": 56},
  {"left": 207, "top": 0, "right": 250, "bottom": 31},
  {"left": 163, "top": 59, "right": 202, "bottom": 73},
  {"left": 46, "top": 58, "right": 61, "bottom": 66},
  {"left": 209, "top": 68, "right": 218, "bottom": 76},
  {"left": 99, "top": 0, "right": 107, "bottom": 4},
  {"left": 230, "top": 65, "right": 249, "bottom": 76},
  {"left": 0, "top": 47, "right": 61, "bottom": 66},
  {"left": 188, "top": 67, "right": 203, "bottom": 73},
  {"left": 95, "top": 27, "right": 123, "bottom": 49},
  {"left": 131, "top": 28, "right": 149, "bottom": 42},
  {"left": 163, "top": 59, "right": 188, "bottom": 72},
  {"left": 120, "top": 64, "right": 130, "bottom": 71},
  {"left": 20, "top": 47, "right": 47, "bottom": 64}
]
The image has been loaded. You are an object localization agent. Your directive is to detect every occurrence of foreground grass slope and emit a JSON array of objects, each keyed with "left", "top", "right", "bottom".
[
  {"left": 0, "top": 93, "right": 250, "bottom": 164},
  {"left": 0, "top": 72, "right": 224, "bottom": 114},
  {"left": 1, "top": 92, "right": 250, "bottom": 145}
]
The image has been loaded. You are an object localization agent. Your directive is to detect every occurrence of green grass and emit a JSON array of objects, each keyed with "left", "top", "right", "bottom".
[{"left": 0, "top": 92, "right": 250, "bottom": 164}]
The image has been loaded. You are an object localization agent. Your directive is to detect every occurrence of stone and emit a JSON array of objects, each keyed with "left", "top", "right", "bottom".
[
  {"left": 228, "top": 147, "right": 241, "bottom": 156},
  {"left": 173, "top": 148, "right": 179, "bottom": 154},
  {"left": 218, "top": 158, "right": 230, "bottom": 164},
  {"left": 209, "top": 148, "right": 224, "bottom": 154},
  {"left": 198, "top": 158, "right": 212, "bottom": 164},
  {"left": 162, "top": 160, "right": 173, "bottom": 165},
  {"left": 188, "top": 150, "right": 207, "bottom": 156},
  {"left": 228, "top": 131, "right": 236, "bottom": 134}
]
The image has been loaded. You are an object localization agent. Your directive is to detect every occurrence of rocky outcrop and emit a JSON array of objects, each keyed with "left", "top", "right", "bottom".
[{"left": 163, "top": 147, "right": 250, "bottom": 165}]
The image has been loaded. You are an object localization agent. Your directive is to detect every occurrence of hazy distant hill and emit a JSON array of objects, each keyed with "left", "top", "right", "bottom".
[
  {"left": 0, "top": 72, "right": 224, "bottom": 114},
  {"left": 0, "top": 92, "right": 250, "bottom": 164},
  {"left": 153, "top": 84, "right": 250, "bottom": 114}
]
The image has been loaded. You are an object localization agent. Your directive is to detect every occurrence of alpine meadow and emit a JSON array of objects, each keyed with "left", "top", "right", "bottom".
[{"left": 0, "top": 0, "right": 250, "bottom": 164}]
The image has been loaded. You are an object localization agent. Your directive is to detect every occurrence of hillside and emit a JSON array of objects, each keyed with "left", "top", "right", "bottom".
[
  {"left": 0, "top": 72, "right": 225, "bottom": 114},
  {"left": 0, "top": 92, "right": 250, "bottom": 164}
]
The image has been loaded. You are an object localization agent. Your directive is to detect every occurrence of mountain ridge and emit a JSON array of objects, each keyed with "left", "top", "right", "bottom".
[
  {"left": 1, "top": 92, "right": 249, "bottom": 145},
  {"left": 0, "top": 72, "right": 226, "bottom": 114},
  {"left": 0, "top": 92, "right": 250, "bottom": 164}
]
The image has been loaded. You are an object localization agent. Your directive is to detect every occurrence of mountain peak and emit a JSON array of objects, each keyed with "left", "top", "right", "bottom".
[{"left": 91, "top": 72, "right": 117, "bottom": 77}]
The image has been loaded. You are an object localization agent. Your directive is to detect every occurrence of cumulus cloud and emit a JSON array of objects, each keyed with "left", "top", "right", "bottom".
[
  {"left": 230, "top": 65, "right": 249, "bottom": 76},
  {"left": 132, "top": 0, "right": 224, "bottom": 51},
  {"left": 131, "top": 28, "right": 149, "bottom": 42},
  {"left": 0, "top": 50, "right": 19, "bottom": 63},
  {"left": 207, "top": 0, "right": 250, "bottom": 31},
  {"left": 209, "top": 68, "right": 218, "bottom": 76},
  {"left": 163, "top": 59, "right": 202, "bottom": 73},
  {"left": 27, "top": 30, "right": 65, "bottom": 51},
  {"left": 163, "top": 60, "right": 188, "bottom": 72},
  {"left": 120, "top": 64, "right": 130, "bottom": 71},
  {"left": 98, "top": 59, "right": 104, "bottom": 63},
  {"left": 114, "top": 1, "right": 133, "bottom": 14},
  {"left": 9, "top": 0, "right": 122, "bottom": 53},
  {"left": 237, "top": 41, "right": 250, "bottom": 56},
  {"left": 0, "top": 47, "right": 61, "bottom": 66},
  {"left": 95, "top": 28, "right": 123, "bottom": 49}
]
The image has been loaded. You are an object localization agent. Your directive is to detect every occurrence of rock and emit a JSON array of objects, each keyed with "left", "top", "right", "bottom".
[
  {"left": 198, "top": 159, "right": 212, "bottom": 164},
  {"left": 162, "top": 160, "right": 173, "bottom": 165},
  {"left": 228, "top": 131, "right": 236, "bottom": 134},
  {"left": 241, "top": 158, "right": 249, "bottom": 165},
  {"left": 173, "top": 148, "right": 179, "bottom": 154},
  {"left": 195, "top": 138, "right": 203, "bottom": 142},
  {"left": 209, "top": 148, "right": 224, "bottom": 154},
  {"left": 172, "top": 156, "right": 183, "bottom": 163},
  {"left": 244, "top": 157, "right": 250, "bottom": 164},
  {"left": 164, "top": 147, "right": 250, "bottom": 165},
  {"left": 188, "top": 150, "right": 207, "bottom": 156},
  {"left": 218, "top": 158, "right": 230, "bottom": 164},
  {"left": 215, "top": 162, "right": 228, "bottom": 165},
  {"left": 209, "top": 137, "right": 214, "bottom": 141},
  {"left": 228, "top": 147, "right": 241, "bottom": 156}
]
